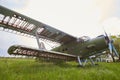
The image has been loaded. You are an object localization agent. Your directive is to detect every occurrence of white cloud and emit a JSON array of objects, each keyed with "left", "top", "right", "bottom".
[
  {"left": 102, "top": 17, "right": 120, "bottom": 35},
  {"left": 95, "top": 0, "right": 116, "bottom": 22}
]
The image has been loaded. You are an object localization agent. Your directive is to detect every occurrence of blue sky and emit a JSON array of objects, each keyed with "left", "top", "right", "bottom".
[
  {"left": 0, "top": 31, "right": 19, "bottom": 57},
  {"left": 1, "top": 0, "right": 120, "bottom": 57},
  {"left": 0, "top": 0, "right": 28, "bottom": 9}
]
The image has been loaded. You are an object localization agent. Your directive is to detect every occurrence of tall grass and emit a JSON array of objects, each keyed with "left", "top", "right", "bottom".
[{"left": 0, "top": 58, "right": 120, "bottom": 80}]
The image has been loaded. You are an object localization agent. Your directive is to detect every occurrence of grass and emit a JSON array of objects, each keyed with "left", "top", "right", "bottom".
[{"left": 0, "top": 58, "right": 120, "bottom": 80}]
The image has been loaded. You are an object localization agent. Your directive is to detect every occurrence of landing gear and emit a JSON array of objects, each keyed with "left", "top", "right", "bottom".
[
  {"left": 89, "top": 56, "right": 95, "bottom": 66},
  {"left": 77, "top": 56, "right": 83, "bottom": 67},
  {"left": 77, "top": 56, "right": 97, "bottom": 67}
]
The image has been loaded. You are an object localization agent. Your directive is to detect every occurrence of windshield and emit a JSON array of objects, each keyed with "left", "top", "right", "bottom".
[{"left": 79, "top": 36, "right": 91, "bottom": 41}]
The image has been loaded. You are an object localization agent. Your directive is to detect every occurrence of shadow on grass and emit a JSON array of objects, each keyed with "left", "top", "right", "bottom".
[{"left": 35, "top": 59, "right": 100, "bottom": 69}]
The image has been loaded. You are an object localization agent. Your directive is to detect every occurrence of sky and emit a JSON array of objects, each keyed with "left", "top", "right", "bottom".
[{"left": 0, "top": 0, "right": 120, "bottom": 56}]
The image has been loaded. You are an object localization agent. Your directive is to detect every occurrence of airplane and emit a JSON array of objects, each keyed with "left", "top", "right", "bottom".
[{"left": 0, "top": 5, "right": 119, "bottom": 66}]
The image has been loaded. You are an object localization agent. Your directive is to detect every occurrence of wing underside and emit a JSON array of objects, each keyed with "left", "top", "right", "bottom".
[
  {"left": 8, "top": 45, "right": 77, "bottom": 61},
  {"left": 0, "top": 5, "right": 77, "bottom": 44}
]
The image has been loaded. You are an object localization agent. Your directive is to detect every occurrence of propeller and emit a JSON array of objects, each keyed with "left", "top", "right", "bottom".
[{"left": 104, "top": 31, "right": 119, "bottom": 58}]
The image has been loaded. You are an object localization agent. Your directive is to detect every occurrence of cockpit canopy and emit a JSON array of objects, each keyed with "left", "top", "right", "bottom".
[
  {"left": 80, "top": 36, "right": 91, "bottom": 41},
  {"left": 77, "top": 36, "right": 91, "bottom": 42}
]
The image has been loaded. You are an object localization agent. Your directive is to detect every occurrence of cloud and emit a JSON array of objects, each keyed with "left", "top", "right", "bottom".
[
  {"left": 102, "top": 17, "right": 120, "bottom": 35},
  {"left": 113, "top": 0, "right": 120, "bottom": 18},
  {"left": 94, "top": 0, "right": 116, "bottom": 22}
]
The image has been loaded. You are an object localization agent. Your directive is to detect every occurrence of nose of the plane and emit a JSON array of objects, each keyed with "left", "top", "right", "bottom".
[{"left": 104, "top": 33, "right": 119, "bottom": 57}]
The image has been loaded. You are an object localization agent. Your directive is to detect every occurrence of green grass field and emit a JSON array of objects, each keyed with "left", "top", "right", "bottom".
[{"left": 0, "top": 58, "right": 120, "bottom": 80}]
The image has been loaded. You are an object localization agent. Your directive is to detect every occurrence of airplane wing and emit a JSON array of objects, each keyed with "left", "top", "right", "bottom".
[
  {"left": 8, "top": 45, "right": 77, "bottom": 61},
  {"left": 0, "top": 5, "right": 77, "bottom": 44}
]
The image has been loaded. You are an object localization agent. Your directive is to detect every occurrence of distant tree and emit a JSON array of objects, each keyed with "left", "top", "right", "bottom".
[
  {"left": 111, "top": 35, "right": 117, "bottom": 39},
  {"left": 112, "top": 36, "right": 120, "bottom": 61}
]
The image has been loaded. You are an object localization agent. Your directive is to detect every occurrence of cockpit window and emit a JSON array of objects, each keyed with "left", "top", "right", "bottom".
[{"left": 80, "top": 36, "right": 90, "bottom": 41}]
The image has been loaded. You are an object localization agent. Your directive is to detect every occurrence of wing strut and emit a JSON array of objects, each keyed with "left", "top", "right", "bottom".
[
  {"left": 35, "top": 28, "right": 45, "bottom": 49},
  {"left": 35, "top": 30, "right": 41, "bottom": 49}
]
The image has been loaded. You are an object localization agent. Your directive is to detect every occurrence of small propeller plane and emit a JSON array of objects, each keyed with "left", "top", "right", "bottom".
[{"left": 0, "top": 5, "right": 119, "bottom": 66}]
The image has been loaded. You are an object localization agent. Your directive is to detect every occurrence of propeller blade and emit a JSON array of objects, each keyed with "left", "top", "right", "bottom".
[
  {"left": 103, "top": 29, "right": 119, "bottom": 61},
  {"left": 104, "top": 31, "right": 109, "bottom": 38},
  {"left": 112, "top": 45, "right": 119, "bottom": 57},
  {"left": 104, "top": 31, "right": 110, "bottom": 44},
  {"left": 108, "top": 42, "right": 113, "bottom": 54}
]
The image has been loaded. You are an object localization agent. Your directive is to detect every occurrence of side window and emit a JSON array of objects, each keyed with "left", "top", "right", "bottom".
[
  {"left": 0, "top": 14, "right": 5, "bottom": 23},
  {"left": 3, "top": 16, "right": 10, "bottom": 24}
]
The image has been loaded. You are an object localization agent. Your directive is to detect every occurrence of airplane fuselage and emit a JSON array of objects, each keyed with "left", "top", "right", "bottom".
[{"left": 52, "top": 35, "right": 108, "bottom": 58}]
